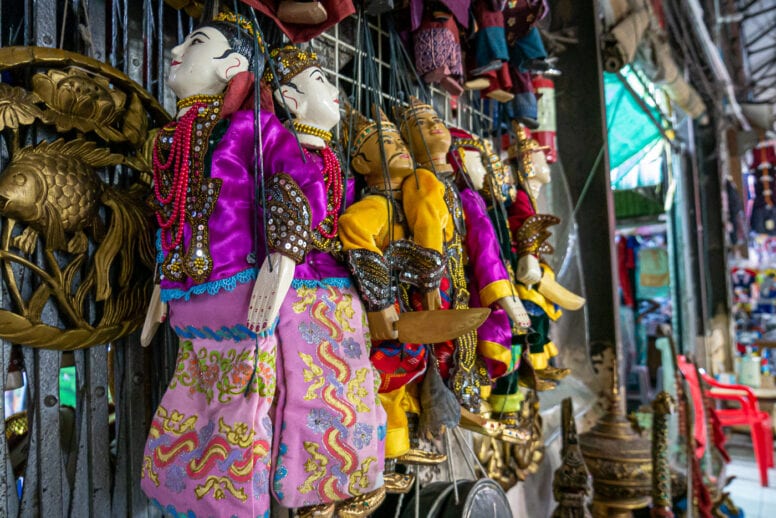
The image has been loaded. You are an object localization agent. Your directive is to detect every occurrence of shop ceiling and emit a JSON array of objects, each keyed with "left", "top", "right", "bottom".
[{"left": 727, "top": 0, "right": 776, "bottom": 105}]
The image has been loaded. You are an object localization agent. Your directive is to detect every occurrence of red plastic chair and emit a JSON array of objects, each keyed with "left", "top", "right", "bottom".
[{"left": 697, "top": 366, "right": 774, "bottom": 487}]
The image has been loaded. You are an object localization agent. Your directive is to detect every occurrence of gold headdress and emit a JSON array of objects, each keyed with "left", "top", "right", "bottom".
[
  {"left": 262, "top": 44, "right": 320, "bottom": 86},
  {"left": 214, "top": 11, "right": 256, "bottom": 36},
  {"left": 509, "top": 121, "right": 549, "bottom": 180},
  {"left": 342, "top": 103, "right": 399, "bottom": 155}
]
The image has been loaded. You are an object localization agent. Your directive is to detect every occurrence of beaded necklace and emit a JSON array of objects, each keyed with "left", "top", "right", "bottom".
[
  {"left": 292, "top": 121, "right": 332, "bottom": 143},
  {"left": 152, "top": 94, "right": 223, "bottom": 283},
  {"left": 303, "top": 145, "right": 344, "bottom": 252}
]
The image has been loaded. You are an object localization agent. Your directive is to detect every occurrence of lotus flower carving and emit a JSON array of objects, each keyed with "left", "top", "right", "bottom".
[
  {"left": 32, "top": 67, "right": 127, "bottom": 142},
  {"left": 0, "top": 83, "right": 45, "bottom": 132}
]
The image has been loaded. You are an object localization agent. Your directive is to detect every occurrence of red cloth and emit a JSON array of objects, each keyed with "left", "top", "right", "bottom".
[
  {"left": 246, "top": 1, "right": 355, "bottom": 43},
  {"left": 507, "top": 189, "right": 536, "bottom": 244},
  {"left": 222, "top": 72, "right": 275, "bottom": 118}
]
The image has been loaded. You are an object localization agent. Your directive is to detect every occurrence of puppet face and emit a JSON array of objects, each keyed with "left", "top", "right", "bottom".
[
  {"left": 462, "top": 149, "right": 487, "bottom": 191},
  {"left": 402, "top": 110, "right": 451, "bottom": 162},
  {"left": 530, "top": 149, "right": 551, "bottom": 185},
  {"left": 352, "top": 128, "right": 414, "bottom": 182},
  {"left": 168, "top": 26, "right": 247, "bottom": 99},
  {"left": 276, "top": 66, "right": 340, "bottom": 131}
]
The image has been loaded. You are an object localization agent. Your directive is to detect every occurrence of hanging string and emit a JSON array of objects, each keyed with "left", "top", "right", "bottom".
[
  {"left": 350, "top": 10, "right": 399, "bottom": 257},
  {"left": 570, "top": 144, "right": 605, "bottom": 221}
]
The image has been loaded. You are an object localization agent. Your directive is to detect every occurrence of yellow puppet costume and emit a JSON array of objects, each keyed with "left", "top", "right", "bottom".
[{"left": 338, "top": 106, "right": 453, "bottom": 486}]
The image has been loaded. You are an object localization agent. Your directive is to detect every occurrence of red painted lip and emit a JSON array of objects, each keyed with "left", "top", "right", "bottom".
[
  {"left": 430, "top": 129, "right": 444, "bottom": 135},
  {"left": 333, "top": 99, "right": 340, "bottom": 104},
  {"left": 171, "top": 60, "right": 181, "bottom": 66}
]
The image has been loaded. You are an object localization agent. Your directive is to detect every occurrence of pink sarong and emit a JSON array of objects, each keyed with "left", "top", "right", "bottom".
[
  {"left": 271, "top": 279, "right": 386, "bottom": 509},
  {"left": 141, "top": 283, "right": 275, "bottom": 518}
]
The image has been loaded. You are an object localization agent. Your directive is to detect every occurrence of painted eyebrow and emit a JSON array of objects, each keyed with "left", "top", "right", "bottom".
[
  {"left": 188, "top": 31, "right": 211, "bottom": 40},
  {"left": 309, "top": 69, "right": 323, "bottom": 78}
]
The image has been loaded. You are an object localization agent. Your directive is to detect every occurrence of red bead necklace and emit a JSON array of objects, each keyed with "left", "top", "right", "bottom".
[
  {"left": 304, "top": 145, "right": 343, "bottom": 242},
  {"left": 152, "top": 105, "right": 202, "bottom": 251}
]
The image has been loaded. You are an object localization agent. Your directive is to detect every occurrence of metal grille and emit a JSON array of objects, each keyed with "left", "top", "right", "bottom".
[
  {"left": 0, "top": 2, "right": 495, "bottom": 517},
  {"left": 313, "top": 16, "right": 496, "bottom": 137}
]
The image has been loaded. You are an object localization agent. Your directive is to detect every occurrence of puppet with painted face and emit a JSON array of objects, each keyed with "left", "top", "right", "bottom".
[
  {"left": 262, "top": 46, "right": 387, "bottom": 516},
  {"left": 140, "top": 13, "right": 321, "bottom": 517},
  {"left": 338, "top": 105, "right": 462, "bottom": 493},
  {"left": 396, "top": 98, "right": 530, "bottom": 433},
  {"left": 502, "top": 123, "right": 585, "bottom": 389},
  {"left": 447, "top": 130, "right": 523, "bottom": 385}
]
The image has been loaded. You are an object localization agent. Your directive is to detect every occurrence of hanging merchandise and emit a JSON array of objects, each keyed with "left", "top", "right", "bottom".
[
  {"left": 502, "top": 123, "right": 585, "bottom": 387},
  {"left": 731, "top": 267, "right": 758, "bottom": 312},
  {"left": 470, "top": 1, "right": 514, "bottom": 102},
  {"left": 636, "top": 246, "right": 669, "bottom": 299},
  {"left": 340, "top": 14, "right": 491, "bottom": 495},
  {"left": 408, "top": 0, "right": 471, "bottom": 32},
  {"left": 396, "top": 97, "right": 533, "bottom": 443},
  {"left": 412, "top": 5, "right": 465, "bottom": 95},
  {"left": 141, "top": 13, "right": 386, "bottom": 517},
  {"left": 261, "top": 45, "right": 387, "bottom": 514},
  {"left": 749, "top": 139, "right": 776, "bottom": 235},
  {"left": 502, "top": 2, "right": 553, "bottom": 128}
]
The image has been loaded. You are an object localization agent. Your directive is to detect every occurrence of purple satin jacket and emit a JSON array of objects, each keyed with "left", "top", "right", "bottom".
[
  {"left": 160, "top": 109, "right": 344, "bottom": 302},
  {"left": 459, "top": 187, "right": 512, "bottom": 362}
]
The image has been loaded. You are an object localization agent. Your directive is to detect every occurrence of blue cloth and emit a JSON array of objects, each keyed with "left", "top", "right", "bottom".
[
  {"left": 508, "top": 27, "right": 547, "bottom": 69},
  {"left": 475, "top": 26, "right": 509, "bottom": 65}
]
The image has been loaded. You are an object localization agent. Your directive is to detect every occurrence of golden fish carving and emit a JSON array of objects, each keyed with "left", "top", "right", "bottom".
[{"left": 0, "top": 138, "right": 123, "bottom": 255}]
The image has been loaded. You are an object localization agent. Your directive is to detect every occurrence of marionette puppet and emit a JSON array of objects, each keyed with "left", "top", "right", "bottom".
[
  {"left": 338, "top": 105, "right": 470, "bottom": 493},
  {"left": 501, "top": 123, "right": 585, "bottom": 389},
  {"left": 469, "top": 1, "right": 514, "bottom": 102},
  {"left": 447, "top": 130, "right": 519, "bottom": 384},
  {"left": 140, "top": 17, "right": 384, "bottom": 518},
  {"left": 447, "top": 130, "right": 545, "bottom": 443},
  {"left": 395, "top": 97, "right": 530, "bottom": 435},
  {"left": 141, "top": 13, "right": 304, "bottom": 517},
  {"left": 262, "top": 45, "right": 388, "bottom": 517},
  {"left": 503, "top": 1, "right": 553, "bottom": 127},
  {"left": 412, "top": 4, "right": 465, "bottom": 96}
]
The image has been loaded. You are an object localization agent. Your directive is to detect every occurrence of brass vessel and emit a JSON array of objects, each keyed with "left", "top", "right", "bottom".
[{"left": 580, "top": 359, "right": 652, "bottom": 516}]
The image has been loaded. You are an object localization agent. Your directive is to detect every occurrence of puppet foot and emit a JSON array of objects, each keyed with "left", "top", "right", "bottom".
[
  {"left": 537, "top": 366, "right": 570, "bottom": 380},
  {"left": 470, "top": 60, "right": 503, "bottom": 76},
  {"left": 464, "top": 77, "right": 491, "bottom": 90},
  {"left": 384, "top": 471, "right": 415, "bottom": 494},
  {"left": 422, "top": 65, "right": 451, "bottom": 84},
  {"left": 439, "top": 76, "right": 464, "bottom": 96},
  {"left": 459, "top": 406, "right": 503, "bottom": 437},
  {"left": 396, "top": 448, "right": 447, "bottom": 465},
  {"left": 485, "top": 89, "right": 515, "bottom": 103},
  {"left": 520, "top": 377, "right": 556, "bottom": 391},
  {"left": 336, "top": 486, "right": 386, "bottom": 518},
  {"left": 277, "top": 1, "right": 328, "bottom": 25}
]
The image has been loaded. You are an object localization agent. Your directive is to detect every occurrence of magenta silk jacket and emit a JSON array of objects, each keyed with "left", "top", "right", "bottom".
[
  {"left": 459, "top": 186, "right": 514, "bottom": 376},
  {"left": 159, "top": 109, "right": 353, "bottom": 302}
]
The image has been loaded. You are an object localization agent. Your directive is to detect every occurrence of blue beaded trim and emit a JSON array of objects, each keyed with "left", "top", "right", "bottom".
[
  {"left": 174, "top": 324, "right": 257, "bottom": 342},
  {"left": 155, "top": 229, "right": 164, "bottom": 264},
  {"left": 160, "top": 268, "right": 257, "bottom": 302},
  {"left": 291, "top": 277, "right": 351, "bottom": 289}
]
